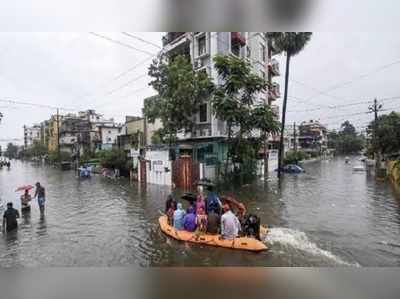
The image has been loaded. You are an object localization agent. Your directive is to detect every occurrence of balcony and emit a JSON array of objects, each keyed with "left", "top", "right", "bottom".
[
  {"left": 162, "top": 32, "right": 186, "bottom": 47},
  {"left": 268, "top": 58, "right": 280, "bottom": 76},
  {"left": 271, "top": 104, "right": 280, "bottom": 119},
  {"left": 231, "top": 32, "right": 246, "bottom": 47},
  {"left": 268, "top": 83, "right": 281, "bottom": 100}
]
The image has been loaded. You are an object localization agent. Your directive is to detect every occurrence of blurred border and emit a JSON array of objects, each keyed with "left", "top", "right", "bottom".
[
  {"left": 0, "top": 0, "right": 399, "bottom": 31},
  {"left": 0, "top": 268, "right": 400, "bottom": 299}
]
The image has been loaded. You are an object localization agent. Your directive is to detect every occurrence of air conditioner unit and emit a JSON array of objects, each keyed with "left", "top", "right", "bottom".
[{"left": 195, "top": 59, "right": 202, "bottom": 68}]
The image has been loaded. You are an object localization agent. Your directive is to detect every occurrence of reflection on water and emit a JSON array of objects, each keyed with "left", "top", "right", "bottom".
[{"left": 0, "top": 158, "right": 399, "bottom": 267}]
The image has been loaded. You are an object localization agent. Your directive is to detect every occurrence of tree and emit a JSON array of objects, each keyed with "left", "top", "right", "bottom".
[
  {"left": 145, "top": 55, "right": 214, "bottom": 145},
  {"left": 267, "top": 32, "right": 312, "bottom": 178},
  {"left": 211, "top": 54, "right": 279, "bottom": 182},
  {"left": 97, "top": 148, "right": 128, "bottom": 171},
  {"left": 328, "top": 121, "right": 364, "bottom": 154},
  {"left": 4, "top": 142, "right": 18, "bottom": 159},
  {"left": 368, "top": 112, "right": 400, "bottom": 157}
]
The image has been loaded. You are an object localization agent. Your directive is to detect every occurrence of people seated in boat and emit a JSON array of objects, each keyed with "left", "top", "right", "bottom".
[
  {"left": 195, "top": 186, "right": 206, "bottom": 214},
  {"left": 165, "top": 195, "right": 177, "bottom": 213},
  {"left": 206, "top": 210, "right": 220, "bottom": 235},
  {"left": 20, "top": 190, "right": 32, "bottom": 213},
  {"left": 242, "top": 214, "right": 261, "bottom": 241},
  {"left": 220, "top": 201, "right": 240, "bottom": 240},
  {"left": 205, "top": 186, "right": 221, "bottom": 215},
  {"left": 173, "top": 203, "right": 186, "bottom": 231},
  {"left": 195, "top": 207, "right": 208, "bottom": 236},
  {"left": 183, "top": 206, "right": 197, "bottom": 232}
]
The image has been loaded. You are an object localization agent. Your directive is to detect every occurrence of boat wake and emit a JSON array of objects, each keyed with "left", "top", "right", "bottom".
[{"left": 264, "top": 227, "right": 357, "bottom": 266}]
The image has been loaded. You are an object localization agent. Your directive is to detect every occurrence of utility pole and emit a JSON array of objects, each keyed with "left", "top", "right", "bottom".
[
  {"left": 368, "top": 98, "right": 383, "bottom": 171},
  {"left": 57, "top": 108, "right": 60, "bottom": 159},
  {"left": 293, "top": 122, "right": 297, "bottom": 152}
]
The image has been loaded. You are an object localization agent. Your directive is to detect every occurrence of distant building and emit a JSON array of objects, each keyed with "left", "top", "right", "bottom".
[
  {"left": 97, "top": 124, "right": 122, "bottom": 150},
  {"left": 59, "top": 114, "right": 92, "bottom": 155},
  {"left": 23, "top": 124, "right": 41, "bottom": 149},
  {"left": 298, "top": 120, "right": 328, "bottom": 154},
  {"left": 48, "top": 114, "right": 62, "bottom": 153}
]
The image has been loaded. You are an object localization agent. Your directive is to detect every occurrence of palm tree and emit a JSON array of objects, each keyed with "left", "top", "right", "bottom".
[{"left": 267, "top": 32, "right": 312, "bottom": 178}]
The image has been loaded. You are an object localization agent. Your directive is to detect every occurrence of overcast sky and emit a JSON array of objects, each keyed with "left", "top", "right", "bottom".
[{"left": 1, "top": 31, "right": 400, "bottom": 147}]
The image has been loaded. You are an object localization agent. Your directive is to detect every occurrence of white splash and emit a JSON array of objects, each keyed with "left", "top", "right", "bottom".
[{"left": 265, "top": 227, "right": 358, "bottom": 266}]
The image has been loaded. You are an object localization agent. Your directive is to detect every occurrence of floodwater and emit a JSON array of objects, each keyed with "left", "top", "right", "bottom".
[{"left": 0, "top": 158, "right": 399, "bottom": 267}]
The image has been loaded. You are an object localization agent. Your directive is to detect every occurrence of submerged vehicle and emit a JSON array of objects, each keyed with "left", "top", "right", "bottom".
[
  {"left": 353, "top": 165, "right": 366, "bottom": 171},
  {"left": 159, "top": 215, "right": 268, "bottom": 252},
  {"left": 275, "top": 164, "right": 305, "bottom": 174}
]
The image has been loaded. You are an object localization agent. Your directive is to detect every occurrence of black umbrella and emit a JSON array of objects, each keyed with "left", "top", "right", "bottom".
[
  {"left": 181, "top": 193, "right": 197, "bottom": 203},
  {"left": 196, "top": 179, "right": 215, "bottom": 187}
]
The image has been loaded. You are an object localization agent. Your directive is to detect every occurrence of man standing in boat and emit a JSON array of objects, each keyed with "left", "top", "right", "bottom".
[
  {"left": 34, "top": 182, "right": 46, "bottom": 217},
  {"left": 220, "top": 201, "right": 240, "bottom": 240}
]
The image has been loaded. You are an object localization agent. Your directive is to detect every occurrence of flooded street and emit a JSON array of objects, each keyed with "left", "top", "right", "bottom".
[{"left": 1, "top": 158, "right": 400, "bottom": 267}]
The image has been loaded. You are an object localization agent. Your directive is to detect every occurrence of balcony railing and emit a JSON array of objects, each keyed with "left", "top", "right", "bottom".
[
  {"left": 268, "top": 58, "right": 280, "bottom": 76},
  {"left": 271, "top": 104, "right": 280, "bottom": 119},
  {"left": 268, "top": 83, "right": 281, "bottom": 100},
  {"left": 162, "top": 32, "right": 186, "bottom": 47}
]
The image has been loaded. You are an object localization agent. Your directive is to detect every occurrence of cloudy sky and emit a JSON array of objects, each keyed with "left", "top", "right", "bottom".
[{"left": 1, "top": 31, "right": 400, "bottom": 147}]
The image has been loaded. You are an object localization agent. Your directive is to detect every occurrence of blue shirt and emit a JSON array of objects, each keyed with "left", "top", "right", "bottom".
[{"left": 173, "top": 209, "right": 186, "bottom": 230}]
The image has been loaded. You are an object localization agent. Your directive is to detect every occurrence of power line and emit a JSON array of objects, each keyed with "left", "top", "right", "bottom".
[
  {"left": 0, "top": 98, "right": 75, "bottom": 112},
  {"left": 121, "top": 32, "right": 162, "bottom": 49},
  {"left": 89, "top": 32, "right": 157, "bottom": 57}
]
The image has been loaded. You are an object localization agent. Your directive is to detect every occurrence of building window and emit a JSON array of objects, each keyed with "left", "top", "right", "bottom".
[
  {"left": 231, "top": 42, "right": 241, "bottom": 56},
  {"left": 246, "top": 46, "right": 251, "bottom": 59},
  {"left": 199, "top": 104, "right": 208, "bottom": 123},
  {"left": 260, "top": 70, "right": 266, "bottom": 81},
  {"left": 198, "top": 36, "right": 206, "bottom": 56},
  {"left": 260, "top": 43, "right": 266, "bottom": 62},
  {"left": 107, "top": 137, "right": 112, "bottom": 143}
]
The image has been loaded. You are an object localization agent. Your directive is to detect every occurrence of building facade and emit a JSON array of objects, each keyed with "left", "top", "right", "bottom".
[
  {"left": 23, "top": 124, "right": 41, "bottom": 149},
  {"left": 159, "top": 32, "right": 281, "bottom": 180},
  {"left": 298, "top": 120, "right": 328, "bottom": 155}
]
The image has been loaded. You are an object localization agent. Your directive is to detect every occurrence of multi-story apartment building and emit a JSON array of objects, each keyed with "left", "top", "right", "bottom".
[
  {"left": 23, "top": 124, "right": 41, "bottom": 149},
  {"left": 40, "top": 120, "right": 50, "bottom": 149},
  {"left": 160, "top": 32, "right": 281, "bottom": 168},
  {"left": 48, "top": 114, "right": 62, "bottom": 153},
  {"left": 298, "top": 120, "right": 328, "bottom": 154}
]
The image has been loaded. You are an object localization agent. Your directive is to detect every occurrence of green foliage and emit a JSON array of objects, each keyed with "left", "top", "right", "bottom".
[
  {"left": 24, "top": 140, "right": 48, "bottom": 158},
  {"left": 48, "top": 151, "right": 72, "bottom": 163},
  {"left": 97, "top": 148, "right": 128, "bottom": 170},
  {"left": 368, "top": 112, "right": 400, "bottom": 156},
  {"left": 284, "top": 150, "right": 308, "bottom": 165},
  {"left": 4, "top": 143, "right": 18, "bottom": 159},
  {"left": 212, "top": 55, "right": 280, "bottom": 183},
  {"left": 146, "top": 55, "right": 214, "bottom": 144},
  {"left": 267, "top": 32, "right": 313, "bottom": 56},
  {"left": 328, "top": 121, "right": 364, "bottom": 154}
]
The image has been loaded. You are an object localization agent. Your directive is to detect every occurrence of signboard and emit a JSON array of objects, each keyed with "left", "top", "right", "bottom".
[{"left": 130, "top": 149, "right": 140, "bottom": 157}]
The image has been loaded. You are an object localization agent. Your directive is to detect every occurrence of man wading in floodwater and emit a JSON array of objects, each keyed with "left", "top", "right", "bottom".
[
  {"left": 34, "top": 182, "right": 46, "bottom": 217},
  {"left": 2, "top": 202, "right": 20, "bottom": 233}
]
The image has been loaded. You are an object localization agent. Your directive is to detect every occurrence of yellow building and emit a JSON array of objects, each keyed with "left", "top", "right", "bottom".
[{"left": 48, "top": 114, "right": 62, "bottom": 153}]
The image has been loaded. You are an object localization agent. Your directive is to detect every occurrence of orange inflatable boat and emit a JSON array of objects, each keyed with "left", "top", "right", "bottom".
[{"left": 158, "top": 215, "right": 268, "bottom": 252}]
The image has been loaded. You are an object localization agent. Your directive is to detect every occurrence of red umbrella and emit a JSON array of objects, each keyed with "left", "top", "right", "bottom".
[{"left": 15, "top": 185, "right": 34, "bottom": 192}]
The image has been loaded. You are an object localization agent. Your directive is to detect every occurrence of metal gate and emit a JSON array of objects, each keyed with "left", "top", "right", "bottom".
[
  {"left": 139, "top": 159, "right": 147, "bottom": 184},
  {"left": 172, "top": 155, "right": 199, "bottom": 191}
]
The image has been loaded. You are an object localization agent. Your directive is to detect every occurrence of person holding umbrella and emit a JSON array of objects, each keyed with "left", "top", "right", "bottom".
[
  {"left": 15, "top": 185, "right": 34, "bottom": 213},
  {"left": 20, "top": 189, "right": 32, "bottom": 213}
]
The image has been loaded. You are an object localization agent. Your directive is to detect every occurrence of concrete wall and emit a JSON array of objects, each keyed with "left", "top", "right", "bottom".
[{"left": 144, "top": 149, "right": 172, "bottom": 186}]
